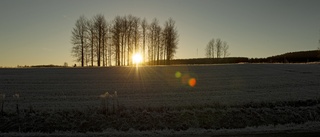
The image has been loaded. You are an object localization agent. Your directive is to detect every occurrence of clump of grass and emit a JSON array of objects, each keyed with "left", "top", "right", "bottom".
[
  {"left": 1, "top": 97, "right": 320, "bottom": 133},
  {"left": 12, "top": 93, "right": 21, "bottom": 132},
  {"left": 13, "top": 93, "right": 20, "bottom": 115},
  {"left": 100, "top": 92, "right": 109, "bottom": 114},
  {"left": 0, "top": 93, "right": 5, "bottom": 115},
  {"left": 239, "top": 98, "right": 320, "bottom": 109},
  {"left": 99, "top": 91, "right": 119, "bottom": 115},
  {"left": 114, "top": 91, "right": 119, "bottom": 113}
]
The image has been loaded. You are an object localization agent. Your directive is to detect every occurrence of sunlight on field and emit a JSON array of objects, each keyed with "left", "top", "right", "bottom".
[
  {"left": 1, "top": 64, "right": 320, "bottom": 110},
  {"left": 132, "top": 53, "right": 142, "bottom": 65}
]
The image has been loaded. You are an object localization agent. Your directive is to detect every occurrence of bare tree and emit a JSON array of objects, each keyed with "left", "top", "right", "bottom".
[
  {"left": 71, "top": 15, "right": 87, "bottom": 67},
  {"left": 123, "top": 15, "right": 141, "bottom": 66},
  {"left": 86, "top": 19, "right": 96, "bottom": 66},
  {"left": 126, "top": 15, "right": 135, "bottom": 65},
  {"left": 206, "top": 38, "right": 230, "bottom": 58},
  {"left": 215, "top": 38, "right": 222, "bottom": 58},
  {"left": 148, "top": 18, "right": 164, "bottom": 65},
  {"left": 148, "top": 18, "right": 158, "bottom": 65},
  {"left": 121, "top": 16, "right": 128, "bottom": 66},
  {"left": 102, "top": 23, "right": 110, "bottom": 66},
  {"left": 141, "top": 18, "right": 148, "bottom": 63},
  {"left": 111, "top": 16, "right": 122, "bottom": 66},
  {"left": 84, "top": 38, "right": 90, "bottom": 66},
  {"left": 222, "top": 41, "right": 230, "bottom": 58},
  {"left": 71, "top": 43, "right": 82, "bottom": 64},
  {"left": 72, "top": 15, "right": 179, "bottom": 66},
  {"left": 205, "top": 38, "right": 215, "bottom": 58},
  {"left": 155, "top": 25, "right": 162, "bottom": 65},
  {"left": 93, "top": 14, "right": 107, "bottom": 66},
  {"left": 163, "top": 18, "right": 178, "bottom": 64},
  {"left": 132, "top": 16, "right": 140, "bottom": 55}
]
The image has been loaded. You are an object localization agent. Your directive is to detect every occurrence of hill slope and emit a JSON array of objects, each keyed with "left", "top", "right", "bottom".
[{"left": 267, "top": 50, "right": 320, "bottom": 63}]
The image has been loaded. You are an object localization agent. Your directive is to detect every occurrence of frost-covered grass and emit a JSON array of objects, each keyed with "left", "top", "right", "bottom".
[
  {"left": 1, "top": 64, "right": 320, "bottom": 110},
  {"left": 2, "top": 122, "right": 320, "bottom": 137},
  {"left": 0, "top": 64, "right": 320, "bottom": 134},
  {"left": 1, "top": 99, "right": 320, "bottom": 133}
]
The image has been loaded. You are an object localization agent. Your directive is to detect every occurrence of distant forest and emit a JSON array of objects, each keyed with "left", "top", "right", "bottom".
[
  {"left": 249, "top": 50, "right": 320, "bottom": 63},
  {"left": 168, "top": 50, "right": 320, "bottom": 65},
  {"left": 71, "top": 14, "right": 178, "bottom": 67}
]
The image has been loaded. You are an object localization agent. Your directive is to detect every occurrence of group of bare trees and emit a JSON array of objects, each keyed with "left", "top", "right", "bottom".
[
  {"left": 205, "top": 38, "right": 230, "bottom": 58},
  {"left": 71, "top": 14, "right": 178, "bottom": 67}
]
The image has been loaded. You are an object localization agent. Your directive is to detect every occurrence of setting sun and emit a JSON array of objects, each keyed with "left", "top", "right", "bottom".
[{"left": 132, "top": 53, "right": 143, "bottom": 64}]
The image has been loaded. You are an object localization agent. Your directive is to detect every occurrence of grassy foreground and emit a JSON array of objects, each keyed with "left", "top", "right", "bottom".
[{"left": 1, "top": 99, "right": 320, "bottom": 133}]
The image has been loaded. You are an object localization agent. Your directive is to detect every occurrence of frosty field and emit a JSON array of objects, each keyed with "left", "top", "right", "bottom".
[
  {"left": 1, "top": 64, "right": 320, "bottom": 134},
  {"left": 0, "top": 64, "right": 319, "bottom": 110}
]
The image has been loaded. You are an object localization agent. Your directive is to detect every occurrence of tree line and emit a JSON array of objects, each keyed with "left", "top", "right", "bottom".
[
  {"left": 205, "top": 38, "right": 230, "bottom": 58},
  {"left": 71, "top": 14, "right": 178, "bottom": 67}
]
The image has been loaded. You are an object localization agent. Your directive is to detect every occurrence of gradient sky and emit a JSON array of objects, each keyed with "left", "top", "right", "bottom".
[{"left": 0, "top": 0, "right": 319, "bottom": 67}]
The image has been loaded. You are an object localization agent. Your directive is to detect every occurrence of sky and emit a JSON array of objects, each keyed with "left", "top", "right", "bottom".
[{"left": 0, "top": 0, "right": 320, "bottom": 67}]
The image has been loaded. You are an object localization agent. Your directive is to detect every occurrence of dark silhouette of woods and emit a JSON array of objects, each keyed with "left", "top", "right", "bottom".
[
  {"left": 205, "top": 38, "right": 230, "bottom": 58},
  {"left": 265, "top": 50, "right": 320, "bottom": 63},
  {"left": 71, "top": 14, "right": 178, "bottom": 67}
]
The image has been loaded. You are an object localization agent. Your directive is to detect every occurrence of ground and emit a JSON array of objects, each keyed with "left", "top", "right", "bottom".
[{"left": 0, "top": 64, "right": 320, "bottom": 136}]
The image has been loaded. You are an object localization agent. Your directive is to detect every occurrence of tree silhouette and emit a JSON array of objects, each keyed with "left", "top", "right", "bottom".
[
  {"left": 93, "top": 14, "right": 107, "bottom": 66},
  {"left": 111, "top": 16, "right": 122, "bottom": 66},
  {"left": 121, "top": 15, "right": 128, "bottom": 66},
  {"left": 205, "top": 38, "right": 230, "bottom": 59},
  {"left": 215, "top": 38, "right": 222, "bottom": 58},
  {"left": 163, "top": 18, "right": 178, "bottom": 65},
  {"left": 126, "top": 15, "right": 134, "bottom": 66},
  {"left": 132, "top": 16, "right": 140, "bottom": 58},
  {"left": 205, "top": 38, "right": 215, "bottom": 58},
  {"left": 71, "top": 15, "right": 87, "bottom": 67},
  {"left": 148, "top": 18, "right": 160, "bottom": 65},
  {"left": 141, "top": 18, "right": 148, "bottom": 63},
  {"left": 222, "top": 41, "right": 230, "bottom": 58},
  {"left": 86, "top": 19, "right": 96, "bottom": 66},
  {"left": 155, "top": 23, "right": 162, "bottom": 65},
  {"left": 71, "top": 15, "right": 179, "bottom": 66}
]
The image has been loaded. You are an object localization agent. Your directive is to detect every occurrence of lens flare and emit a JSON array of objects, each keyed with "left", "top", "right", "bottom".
[
  {"left": 181, "top": 74, "right": 190, "bottom": 85},
  {"left": 175, "top": 71, "right": 197, "bottom": 88},
  {"left": 175, "top": 71, "right": 181, "bottom": 78},
  {"left": 188, "top": 78, "right": 196, "bottom": 87}
]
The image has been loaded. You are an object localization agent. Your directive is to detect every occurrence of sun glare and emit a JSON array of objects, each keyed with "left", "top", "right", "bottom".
[{"left": 132, "top": 53, "right": 143, "bottom": 65}]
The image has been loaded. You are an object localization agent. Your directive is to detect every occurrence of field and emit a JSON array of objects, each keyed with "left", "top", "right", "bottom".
[
  {"left": 1, "top": 64, "right": 320, "bottom": 134},
  {"left": 1, "top": 64, "right": 320, "bottom": 110}
]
